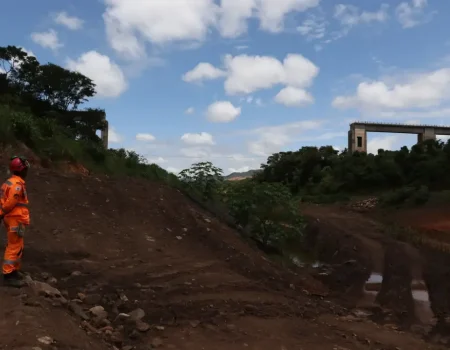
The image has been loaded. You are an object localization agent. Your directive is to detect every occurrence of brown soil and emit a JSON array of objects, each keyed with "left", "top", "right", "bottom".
[{"left": 0, "top": 168, "right": 446, "bottom": 349}]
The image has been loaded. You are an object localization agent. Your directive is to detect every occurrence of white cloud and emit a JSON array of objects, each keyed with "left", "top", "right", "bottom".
[
  {"left": 166, "top": 167, "right": 180, "bottom": 174},
  {"left": 396, "top": 0, "right": 430, "bottom": 28},
  {"left": 30, "top": 29, "right": 63, "bottom": 51},
  {"left": 297, "top": 14, "right": 327, "bottom": 40},
  {"left": 256, "top": 0, "right": 320, "bottom": 33},
  {"left": 334, "top": 4, "right": 389, "bottom": 27},
  {"left": 181, "top": 132, "right": 215, "bottom": 145},
  {"left": 367, "top": 135, "right": 398, "bottom": 154},
  {"left": 136, "top": 133, "right": 156, "bottom": 142},
  {"left": 102, "top": 0, "right": 320, "bottom": 58},
  {"left": 148, "top": 156, "right": 167, "bottom": 164},
  {"left": 333, "top": 68, "right": 450, "bottom": 111},
  {"left": 108, "top": 126, "right": 123, "bottom": 143},
  {"left": 228, "top": 166, "right": 251, "bottom": 173},
  {"left": 206, "top": 101, "right": 241, "bottom": 122},
  {"left": 247, "top": 120, "right": 323, "bottom": 156},
  {"left": 180, "top": 147, "right": 210, "bottom": 158},
  {"left": 103, "top": 0, "right": 218, "bottom": 59},
  {"left": 275, "top": 86, "right": 314, "bottom": 107},
  {"left": 185, "top": 107, "right": 195, "bottom": 114},
  {"left": 66, "top": 51, "right": 128, "bottom": 98},
  {"left": 223, "top": 53, "right": 319, "bottom": 95},
  {"left": 219, "top": 0, "right": 255, "bottom": 38},
  {"left": 327, "top": 3, "right": 389, "bottom": 42},
  {"left": 182, "top": 62, "right": 226, "bottom": 83},
  {"left": 54, "top": 12, "right": 84, "bottom": 30}
]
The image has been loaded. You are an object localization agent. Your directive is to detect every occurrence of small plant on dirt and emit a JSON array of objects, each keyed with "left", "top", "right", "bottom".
[
  {"left": 221, "top": 179, "right": 304, "bottom": 252},
  {"left": 179, "top": 161, "right": 224, "bottom": 200}
]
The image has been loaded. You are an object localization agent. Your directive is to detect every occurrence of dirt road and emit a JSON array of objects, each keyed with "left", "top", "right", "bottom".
[{"left": 0, "top": 168, "right": 445, "bottom": 349}]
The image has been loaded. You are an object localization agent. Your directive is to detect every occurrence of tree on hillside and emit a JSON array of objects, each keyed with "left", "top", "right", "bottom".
[
  {"left": 32, "top": 63, "right": 95, "bottom": 110},
  {"left": 0, "top": 45, "right": 38, "bottom": 75},
  {"left": 179, "top": 161, "right": 224, "bottom": 200},
  {"left": 1, "top": 46, "right": 96, "bottom": 111}
]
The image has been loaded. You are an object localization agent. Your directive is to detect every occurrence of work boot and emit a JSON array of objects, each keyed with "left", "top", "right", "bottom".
[{"left": 3, "top": 271, "right": 26, "bottom": 288}]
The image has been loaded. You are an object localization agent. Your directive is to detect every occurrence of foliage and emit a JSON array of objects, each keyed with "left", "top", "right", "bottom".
[
  {"left": 379, "top": 185, "right": 430, "bottom": 207},
  {"left": 256, "top": 141, "right": 450, "bottom": 201},
  {"left": 0, "top": 45, "right": 180, "bottom": 188},
  {"left": 179, "top": 161, "right": 224, "bottom": 200},
  {"left": 220, "top": 179, "right": 304, "bottom": 251}
]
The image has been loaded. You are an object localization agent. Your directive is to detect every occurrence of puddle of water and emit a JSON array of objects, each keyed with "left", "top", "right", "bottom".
[
  {"left": 363, "top": 273, "right": 434, "bottom": 324},
  {"left": 365, "top": 273, "right": 430, "bottom": 301},
  {"left": 367, "top": 273, "right": 383, "bottom": 284},
  {"left": 291, "top": 256, "right": 322, "bottom": 268}
]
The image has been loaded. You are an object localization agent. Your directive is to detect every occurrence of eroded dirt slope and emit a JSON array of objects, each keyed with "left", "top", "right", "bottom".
[{"left": 0, "top": 169, "right": 443, "bottom": 350}]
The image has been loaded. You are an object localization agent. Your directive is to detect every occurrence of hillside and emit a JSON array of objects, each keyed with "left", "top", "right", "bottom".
[
  {"left": 0, "top": 165, "right": 442, "bottom": 350},
  {"left": 225, "top": 169, "right": 259, "bottom": 181}
]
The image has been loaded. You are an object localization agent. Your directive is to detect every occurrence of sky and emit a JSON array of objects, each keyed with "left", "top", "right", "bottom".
[{"left": 1, "top": 0, "right": 450, "bottom": 175}]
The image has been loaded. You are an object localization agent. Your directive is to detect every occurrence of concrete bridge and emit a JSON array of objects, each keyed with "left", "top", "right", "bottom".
[{"left": 348, "top": 121, "right": 450, "bottom": 153}]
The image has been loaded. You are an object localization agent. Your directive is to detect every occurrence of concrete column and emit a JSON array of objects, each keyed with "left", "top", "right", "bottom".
[
  {"left": 101, "top": 120, "right": 109, "bottom": 149},
  {"left": 349, "top": 127, "right": 367, "bottom": 153},
  {"left": 417, "top": 127, "right": 436, "bottom": 143}
]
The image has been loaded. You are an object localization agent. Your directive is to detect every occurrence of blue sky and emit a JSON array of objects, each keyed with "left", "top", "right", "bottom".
[{"left": 1, "top": 0, "right": 450, "bottom": 174}]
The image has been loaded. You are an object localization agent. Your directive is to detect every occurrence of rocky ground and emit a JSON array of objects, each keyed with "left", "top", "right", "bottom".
[{"left": 0, "top": 167, "right": 447, "bottom": 350}]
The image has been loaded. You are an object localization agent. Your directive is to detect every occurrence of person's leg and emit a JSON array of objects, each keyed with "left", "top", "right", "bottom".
[{"left": 3, "top": 219, "right": 25, "bottom": 287}]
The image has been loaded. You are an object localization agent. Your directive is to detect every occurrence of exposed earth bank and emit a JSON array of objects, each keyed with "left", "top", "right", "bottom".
[{"left": 0, "top": 167, "right": 447, "bottom": 350}]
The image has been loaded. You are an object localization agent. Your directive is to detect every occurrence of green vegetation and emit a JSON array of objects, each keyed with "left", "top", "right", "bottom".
[
  {"left": 0, "top": 45, "right": 177, "bottom": 183},
  {"left": 253, "top": 143, "right": 450, "bottom": 206}
]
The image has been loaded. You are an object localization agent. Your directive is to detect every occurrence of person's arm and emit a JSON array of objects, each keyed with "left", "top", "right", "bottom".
[{"left": 0, "top": 184, "right": 22, "bottom": 218}]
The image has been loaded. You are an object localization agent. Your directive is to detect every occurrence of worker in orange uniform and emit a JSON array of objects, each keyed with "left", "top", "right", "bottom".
[{"left": 0, "top": 156, "right": 31, "bottom": 288}]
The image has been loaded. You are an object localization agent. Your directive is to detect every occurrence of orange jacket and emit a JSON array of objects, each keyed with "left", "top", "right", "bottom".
[{"left": 0, "top": 175, "right": 30, "bottom": 224}]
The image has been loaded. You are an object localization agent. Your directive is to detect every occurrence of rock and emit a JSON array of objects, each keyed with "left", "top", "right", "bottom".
[
  {"left": 136, "top": 320, "right": 151, "bottom": 332},
  {"left": 122, "top": 346, "right": 133, "bottom": 350},
  {"left": 48, "top": 277, "right": 58, "bottom": 285},
  {"left": 29, "top": 280, "right": 67, "bottom": 304},
  {"left": 37, "top": 336, "right": 53, "bottom": 345},
  {"left": 155, "top": 326, "right": 165, "bottom": 331},
  {"left": 81, "top": 320, "right": 100, "bottom": 334},
  {"left": 41, "top": 272, "right": 50, "bottom": 280},
  {"left": 189, "top": 320, "right": 200, "bottom": 328},
  {"left": 32, "top": 347, "right": 42, "bottom": 350},
  {"left": 71, "top": 271, "right": 82, "bottom": 277},
  {"left": 176, "top": 236, "right": 182, "bottom": 240},
  {"left": 89, "top": 306, "right": 108, "bottom": 320},
  {"left": 77, "top": 292, "right": 86, "bottom": 300},
  {"left": 84, "top": 293, "right": 102, "bottom": 305},
  {"left": 204, "top": 218, "right": 211, "bottom": 223},
  {"left": 129, "top": 329, "right": 141, "bottom": 339},
  {"left": 119, "top": 293, "right": 129, "bottom": 302},
  {"left": 114, "top": 313, "right": 130, "bottom": 322},
  {"left": 151, "top": 337, "right": 163, "bottom": 348},
  {"left": 69, "top": 301, "right": 90, "bottom": 320},
  {"left": 111, "top": 330, "right": 124, "bottom": 344},
  {"left": 129, "top": 308, "right": 145, "bottom": 321}
]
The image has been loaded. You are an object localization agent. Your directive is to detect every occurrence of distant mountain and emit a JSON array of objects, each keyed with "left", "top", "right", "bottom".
[{"left": 225, "top": 169, "right": 259, "bottom": 181}]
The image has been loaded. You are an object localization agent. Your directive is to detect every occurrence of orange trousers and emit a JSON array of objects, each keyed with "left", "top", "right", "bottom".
[{"left": 2, "top": 217, "right": 25, "bottom": 275}]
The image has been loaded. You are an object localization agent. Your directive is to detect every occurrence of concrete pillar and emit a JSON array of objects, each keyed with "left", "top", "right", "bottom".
[
  {"left": 101, "top": 119, "right": 109, "bottom": 149},
  {"left": 349, "top": 126, "right": 367, "bottom": 153},
  {"left": 417, "top": 127, "right": 436, "bottom": 143}
]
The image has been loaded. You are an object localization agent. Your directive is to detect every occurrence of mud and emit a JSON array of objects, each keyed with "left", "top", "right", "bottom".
[
  {"left": 302, "top": 202, "right": 450, "bottom": 344},
  {"left": 0, "top": 162, "right": 447, "bottom": 349}
]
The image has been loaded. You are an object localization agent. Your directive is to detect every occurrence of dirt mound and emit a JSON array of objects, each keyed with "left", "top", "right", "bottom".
[{"left": 0, "top": 169, "right": 443, "bottom": 349}]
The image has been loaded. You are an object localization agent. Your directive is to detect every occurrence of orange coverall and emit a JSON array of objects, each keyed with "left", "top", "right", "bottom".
[{"left": 0, "top": 175, "right": 30, "bottom": 275}]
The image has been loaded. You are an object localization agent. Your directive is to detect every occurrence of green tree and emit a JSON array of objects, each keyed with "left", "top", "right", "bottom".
[
  {"left": 179, "top": 161, "right": 224, "bottom": 200},
  {"left": 222, "top": 180, "right": 304, "bottom": 250}
]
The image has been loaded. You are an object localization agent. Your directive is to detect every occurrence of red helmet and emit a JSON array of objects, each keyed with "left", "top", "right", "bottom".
[{"left": 9, "top": 156, "right": 30, "bottom": 173}]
